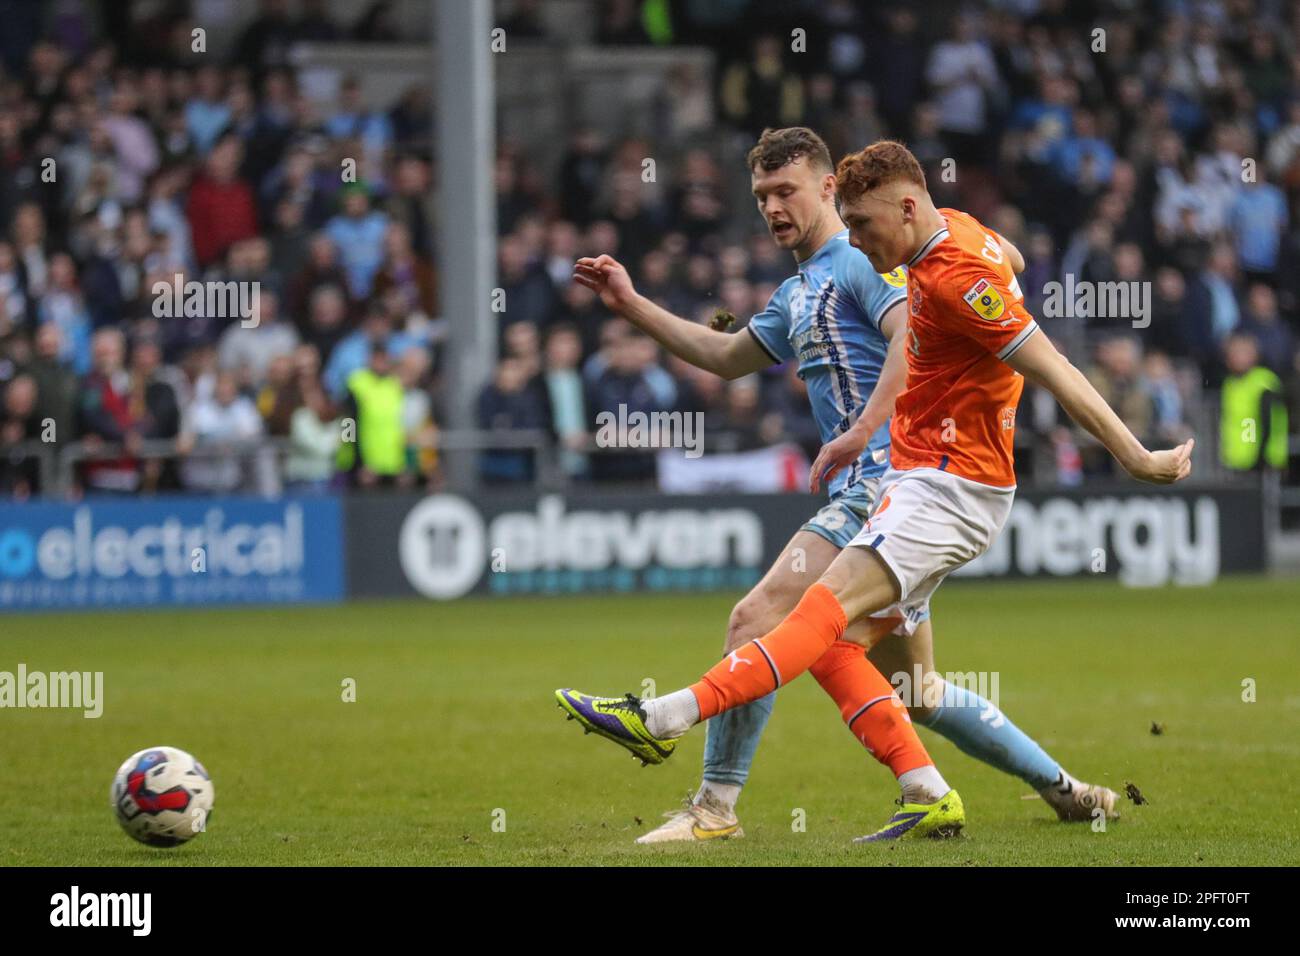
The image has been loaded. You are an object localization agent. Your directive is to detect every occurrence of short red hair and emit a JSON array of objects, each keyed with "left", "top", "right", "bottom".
[{"left": 835, "top": 140, "right": 926, "bottom": 203}]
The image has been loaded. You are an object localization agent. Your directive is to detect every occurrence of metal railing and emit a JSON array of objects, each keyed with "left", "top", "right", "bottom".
[
  {"left": 3, "top": 422, "right": 1297, "bottom": 501},
  {"left": 3, "top": 429, "right": 564, "bottom": 499}
]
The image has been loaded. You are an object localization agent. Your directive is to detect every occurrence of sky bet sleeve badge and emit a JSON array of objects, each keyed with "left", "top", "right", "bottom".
[{"left": 963, "top": 277, "right": 1006, "bottom": 321}]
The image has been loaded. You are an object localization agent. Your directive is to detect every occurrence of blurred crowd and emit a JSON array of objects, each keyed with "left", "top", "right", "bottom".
[
  {"left": 489, "top": 0, "right": 1300, "bottom": 484},
  {"left": 2, "top": 0, "right": 1299, "bottom": 499},
  {"left": 0, "top": 0, "right": 441, "bottom": 498}
]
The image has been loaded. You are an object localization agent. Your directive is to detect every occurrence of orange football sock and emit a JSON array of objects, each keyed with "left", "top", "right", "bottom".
[
  {"left": 690, "top": 583, "right": 847, "bottom": 720},
  {"left": 809, "top": 640, "right": 933, "bottom": 778}
]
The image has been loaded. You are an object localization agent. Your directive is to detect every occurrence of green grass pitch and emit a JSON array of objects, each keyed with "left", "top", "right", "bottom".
[{"left": 2, "top": 576, "right": 1298, "bottom": 866}]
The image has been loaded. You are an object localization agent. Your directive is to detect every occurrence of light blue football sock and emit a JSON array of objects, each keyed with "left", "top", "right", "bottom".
[
  {"left": 701, "top": 692, "right": 776, "bottom": 787},
  {"left": 921, "top": 679, "right": 1061, "bottom": 790}
]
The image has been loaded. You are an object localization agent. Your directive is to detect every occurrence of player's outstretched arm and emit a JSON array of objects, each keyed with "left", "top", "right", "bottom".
[
  {"left": 809, "top": 299, "right": 908, "bottom": 492},
  {"left": 573, "top": 254, "right": 771, "bottom": 380},
  {"left": 1004, "top": 331, "right": 1194, "bottom": 484}
]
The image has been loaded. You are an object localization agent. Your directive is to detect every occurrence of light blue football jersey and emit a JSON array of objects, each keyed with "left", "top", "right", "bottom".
[{"left": 745, "top": 230, "right": 907, "bottom": 497}]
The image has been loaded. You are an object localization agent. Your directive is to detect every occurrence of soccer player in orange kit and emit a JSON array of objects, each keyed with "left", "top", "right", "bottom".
[{"left": 557, "top": 140, "right": 1194, "bottom": 842}]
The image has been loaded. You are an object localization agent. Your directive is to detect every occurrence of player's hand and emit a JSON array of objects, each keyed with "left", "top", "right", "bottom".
[
  {"left": 810, "top": 427, "right": 869, "bottom": 494},
  {"left": 573, "top": 254, "right": 638, "bottom": 313},
  {"left": 1127, "top": 438, "right": 1194, "bottom": 484}
]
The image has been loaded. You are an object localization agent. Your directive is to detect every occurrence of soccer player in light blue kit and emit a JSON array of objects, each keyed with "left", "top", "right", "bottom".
[{"left": 572, "top": 127, "right": 1118, "bottom": 842}]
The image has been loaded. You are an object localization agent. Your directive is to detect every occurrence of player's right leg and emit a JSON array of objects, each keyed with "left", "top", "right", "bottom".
[{"left": 868, "top": 624, "right": 1121, "bottom": 822}]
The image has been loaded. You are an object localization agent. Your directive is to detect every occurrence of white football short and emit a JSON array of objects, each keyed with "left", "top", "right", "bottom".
[{"left": 849, "top": 466, "right": 1016, "bottom": 635}]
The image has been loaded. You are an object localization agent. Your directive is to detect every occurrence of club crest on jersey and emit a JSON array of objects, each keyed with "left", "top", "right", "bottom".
[
  {"left": 963, "top": 278, "right": 1006, "bottom": 321},
  {"left": 910, "top": 286, "right": 923, "bottom": 316},
  {"left": 789, "top": 285, "right": 807, "bottom": 321},
  {"left": 880, "top": 267, "right": 907, "bottom": 288}
]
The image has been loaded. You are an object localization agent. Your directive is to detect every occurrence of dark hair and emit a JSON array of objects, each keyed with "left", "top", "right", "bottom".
[{"left": 747, "top": 127, "right": 833, "bottom": 174}]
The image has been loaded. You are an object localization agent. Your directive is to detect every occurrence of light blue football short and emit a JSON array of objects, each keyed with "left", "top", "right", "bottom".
[{"left": 801, "top": 478, "right": 880, "bottom": 549}]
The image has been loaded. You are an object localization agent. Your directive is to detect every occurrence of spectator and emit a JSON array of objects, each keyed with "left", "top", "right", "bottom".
[
  {"left": 324, "top": 183, "right": 389, "bottom": 300},
  {"left": 24, "top": 322, "right": 77, "bottom": 443},
  {"left": 381, "top": 152, "right": 433, "bottom": 256},
  {"left": 1082, "top": 336, "right": 1154, "bottom": 475},
  {"left": 268, "top": 196, "right": 312, "bottom": 282},
  {"left": 325, "top": 76, "right": 393, "bottom": 159},
  {"left": 235, "top": 0, "right": 297, "bottom": 74},
  {"left": 76, "top": 328, "right": 140, "bottom": 493},
  {"left": 187, "top": 134, "right": 258, "bottom": 268},
  {"left": 340, "top": 341, "right": 410, "bottom": 489},
  {"left": 0, "top": 373, "right": 42, "bottom": 497},
  {"left": 184, "top": 65, "right": 232, "bottom": 156},
  {"left": 0, "top": 242, "right": 29, "bottom": 331},
  {"left": 557, "top": 128, "right": 606, "bottom": 226},
  {"left": 146, "top": 164, "right": 197, "bottom": 272},
  {"left": 498, "top": 233, "right": 557, "bottom": 330},
  {"left": 1141, "top": 351, "right": 1188, "bottom": 446},
  {"left": 11, "top": 202, "right": 49, "bottom": 301},
  {"left": 256, "top": 352, "right": 298, "bottom": 435},
  {"left": 586, "top": 329, "right": 674, "bottom": 484},
  {"left": 217, "top": 288, "right": 300, "bottom": 389},
  {"left": 36, "top": 253, "right": 92, "bottom": 375},
  {"left": 182, "top": 370, "right": 270, "bottom": 493},
  {"left": 720, "top": 35, "right": 803, "bottom": 137},
  {"left": 285, "top": 382, "right": 339, "bottom": 492},
  {"left": 1220, "top": 333, "right": 1288, "bottom": 471},
  {"left": 300, "top": 283, "right": 350, "bottom": 373},
  {"left": 323, "top": 306, "right": 421, "bottom": 400},
  {"left": 287, "top": 232, "right": 348, "bottom": 322},
  {"left": 872, "top": 9, "right": 926, "bottom": 138},
  {"left": 707, "top": 375, "right": 766, "bottom": 452},
  {"left": 1238, "top": 283, "right": 1296, "bottom": 374},
  {"left": 761, "top": 362, "right": 822, "bottom": 460},
  {"left": 1228, "top": 169, "right": 1289, "bottom": 285},
  {"left": 477, "top": 355, "right": 549, "bottom": 485},
  {"left": 1053, "top": 109, "right": 1116, "bottom": 190},
  {"left": 128, "top": 334, "right": 182, "bottom": 492},
  {"left": 1196, "top": 243, "right": 1242, "bottom": 344},
  {"left": 397, "top": 346, "right": 437, "bottom": 485},
  {"left": 925, "top": 15, "right": 1000, "bottom": 164},
  {"left": 543, "top": 322, "right": 588, "bottom": 480},
  {"left": 371, "top": 222, "right": 435, "bottom": 319}
]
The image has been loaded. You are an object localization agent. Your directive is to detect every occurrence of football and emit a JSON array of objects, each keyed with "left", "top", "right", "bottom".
[{"left": 110, "top": 747, "right": 215, "bottom": 848}]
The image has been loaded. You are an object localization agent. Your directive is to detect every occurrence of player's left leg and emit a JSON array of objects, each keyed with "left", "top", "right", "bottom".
[{"left": 867, "top": 622, "right": 1120, "bottom": 821}]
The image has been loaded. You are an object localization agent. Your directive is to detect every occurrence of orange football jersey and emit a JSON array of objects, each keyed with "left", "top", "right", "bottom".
[{"left": 889, "top": 208, "right": 1038, "bottom": 487}]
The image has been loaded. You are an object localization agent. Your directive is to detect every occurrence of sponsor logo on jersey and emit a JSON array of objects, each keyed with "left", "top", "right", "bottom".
[{"left": 962, "top": 278, "right": 1006, "bottom": 321}]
